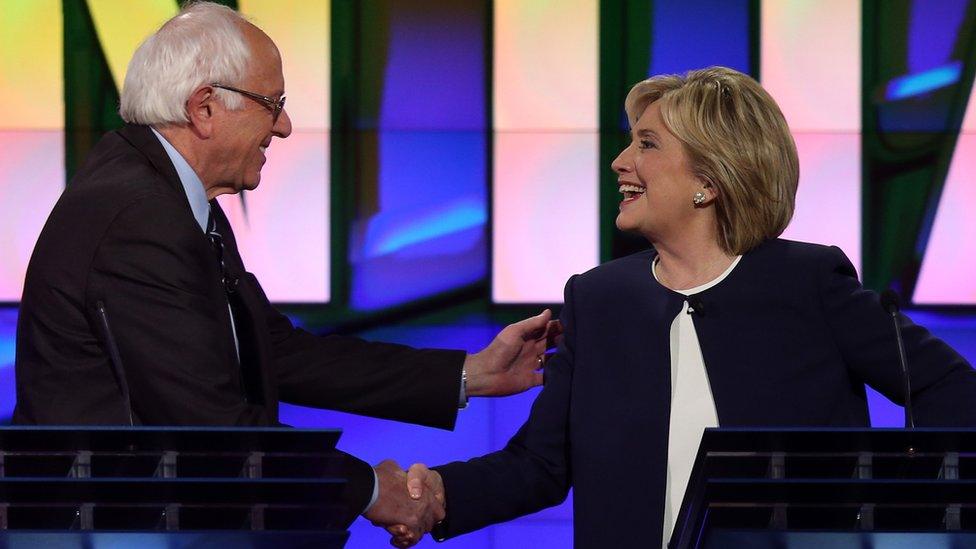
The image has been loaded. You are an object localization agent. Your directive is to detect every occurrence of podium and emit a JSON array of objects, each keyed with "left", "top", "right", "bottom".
[
  {"left": 0, "top": 426, "right": 365, "bottom": 548},
  {"left": 670, "top": 428, "right": 976, "bottom": 548}
]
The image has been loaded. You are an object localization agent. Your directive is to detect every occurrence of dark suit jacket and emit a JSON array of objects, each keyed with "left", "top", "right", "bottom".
[
  {"left": 434, "top": 239, "right": 976, "bottom": 547},
  {"left": 15, "top": 125, "right": 466, "bottom": 512}
]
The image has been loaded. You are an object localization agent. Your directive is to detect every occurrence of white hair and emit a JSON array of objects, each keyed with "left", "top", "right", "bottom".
[{"left": 119, "top": 1, "right": 251, "bottom": 125}]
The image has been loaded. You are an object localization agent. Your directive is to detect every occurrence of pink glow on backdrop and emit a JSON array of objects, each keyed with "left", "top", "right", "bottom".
[
  {"left": 0, "top": 132, "right": 64, "bottom": 301},
  {"left": 915, "top": 89, "right": 976, "bottom": 304},
  {"left": 492, "top": 0, "right": 598, "bottom": 303},
  {"left": 493, "top": 0, "right": 597, "bottom": 130},
  {"left": 492, "top": 133, "right": 599, "bottom": 303},
  {"left": 761, "top": 0, "right": 860, "bottom": 132},
  {"left": 218, "top": 131, "right": 329, "bottom": 303},
  {"left": 781, "top": 133, "right": 861, "bottom": 272},
  {"left": 762, "top": 0, "right": 861, "bottom": 271}
]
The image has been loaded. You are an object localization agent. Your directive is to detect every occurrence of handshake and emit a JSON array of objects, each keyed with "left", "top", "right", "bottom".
[{"left": 364, "top": 460, "right": 445, "bottom": 548}]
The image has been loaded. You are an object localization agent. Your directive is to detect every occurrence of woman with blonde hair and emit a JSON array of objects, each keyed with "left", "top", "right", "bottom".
[{"left": 391, "top": 66, "right": 976, "bottom": 548}]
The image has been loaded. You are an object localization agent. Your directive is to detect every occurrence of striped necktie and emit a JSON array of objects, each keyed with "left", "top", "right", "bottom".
[{"left": 207, "top": 208, "right": 239, "bottom": 294}]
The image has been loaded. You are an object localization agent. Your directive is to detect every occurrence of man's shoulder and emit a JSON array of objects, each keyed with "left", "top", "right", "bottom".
[
  {"left": 68, "top": 128, "right": 172, "bottom": 200},
  {"left": 29, "top": 128, "right": 193, "bottom": 276}
]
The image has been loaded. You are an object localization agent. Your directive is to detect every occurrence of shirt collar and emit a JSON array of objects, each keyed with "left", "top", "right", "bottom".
[{"left": 150, "top": 127, "right": 210, "bottom": 233}]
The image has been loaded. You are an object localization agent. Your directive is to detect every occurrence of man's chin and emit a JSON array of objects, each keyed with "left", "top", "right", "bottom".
[{"left": 242, "top": 176, "right": 262, "bottom": 191}]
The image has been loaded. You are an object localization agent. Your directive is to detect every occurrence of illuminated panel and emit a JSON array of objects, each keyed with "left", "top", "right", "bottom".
[
  {"left": 350, "top": 1, "right": 488, "bottom": 311},
  {"left": 763, "top": 0, "right": 861, "bottom": 272},
  {"left": 86, "top": 0, "right": 176, "bottom": 90},
  {"left": 914, "top": 84, "right": 976, "bottom": 304},
  {"left": 0, "top": 0, "right": 64, "bottom": 301},
  {"left": 493, "top": 134, "right": 598, "bottom": 303},
  {"left": 787, "top": 132, "right": 861, "bottom": 259},
  {"left": 0, "top": 0, "right": 63, "bottom": 129},
  {"left": 493, "top": 0, "right": 596, "bottom": 130},
  {"left": 650, "top": 0, "right": 752, "bottom": 75},
  {"left": 217, "top": 132, "right": 329, "bottom": 302},
  {"left": 0, "top": 309, "right": 16, "bottom": 422},
  {"left": 239, "top": 0, "right": 329, "bottom": 130},
  {"left": 230, "top": 0, "right": 330, "bottom": 303},
  {"left": 492, "top": 0, "right": 598, "bottom": 303}
]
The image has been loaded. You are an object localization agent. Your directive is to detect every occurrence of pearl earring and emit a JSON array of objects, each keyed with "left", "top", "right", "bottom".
[{"left": 693, "top": 191, "right": 706, "bottom": 205}]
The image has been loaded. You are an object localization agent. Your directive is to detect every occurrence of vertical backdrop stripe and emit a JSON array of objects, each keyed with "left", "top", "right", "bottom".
[
  {"left": 763, "top": 0, "right": 862, "bottom": 273},
  {"left": 491, "top": 0, "right": 599, "bottom": 304},
  {"left": 0, "top": 0, "right": 64, "bottom": 301}
]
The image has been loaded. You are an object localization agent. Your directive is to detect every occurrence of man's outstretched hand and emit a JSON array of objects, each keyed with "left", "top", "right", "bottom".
[
  {"left": 364, "top": 460, "right": 445, "bottom": 547},
  {"left": 464, "top": 309, "right": 563, "bottom": 397},
  {"left": 386, "top": 463, "right": 446, "bottom": 548}
]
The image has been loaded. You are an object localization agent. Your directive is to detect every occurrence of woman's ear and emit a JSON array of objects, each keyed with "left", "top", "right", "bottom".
[{"left": 698, "top": 175, "right": 720, "bottom": 204}]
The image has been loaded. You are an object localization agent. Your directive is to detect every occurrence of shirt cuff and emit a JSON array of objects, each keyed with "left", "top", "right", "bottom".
[
  {"left": 362, "top": 467, "right": 380, "bottom": 514},
  {"left": 458, "top": 367, "right": 467, "bottom": 409}
]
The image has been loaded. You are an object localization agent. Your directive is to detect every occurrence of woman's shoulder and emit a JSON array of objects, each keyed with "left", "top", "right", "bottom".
[
  {"left": 576, "top": 249, "right": 657, "bottom": 284},
  {"left": 752, "top": 238, "right": 852, "bottom": 263},
  {"left": 746, "top": 238, "right": 858, "bottom": 279}
]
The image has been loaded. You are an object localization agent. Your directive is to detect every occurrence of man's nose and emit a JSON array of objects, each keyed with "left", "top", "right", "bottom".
[{"left": 274, "top": 108, "right": 292, "bottom": 138}]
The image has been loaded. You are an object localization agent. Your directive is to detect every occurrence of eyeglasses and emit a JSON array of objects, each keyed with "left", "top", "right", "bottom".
[{"left": 211, "top": 83, "right": 286, "bottom": 122}]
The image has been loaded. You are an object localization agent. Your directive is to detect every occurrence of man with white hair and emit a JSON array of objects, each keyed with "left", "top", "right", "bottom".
[{"left": 14, "top": 1, "right": 556, "bottom": 539}]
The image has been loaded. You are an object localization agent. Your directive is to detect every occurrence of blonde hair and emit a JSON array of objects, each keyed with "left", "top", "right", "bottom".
[{"left": 624, "top": 66, "right": 799, "bottom": 255}]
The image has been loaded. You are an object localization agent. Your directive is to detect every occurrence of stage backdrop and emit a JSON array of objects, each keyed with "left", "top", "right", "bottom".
[{"left": 2, "top": 1, "right": 976, "bottom": 547}]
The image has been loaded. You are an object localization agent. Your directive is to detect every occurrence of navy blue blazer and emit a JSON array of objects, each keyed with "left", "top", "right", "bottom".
[{"left": 435, "top": 239, "right": 976, "bottom": 547}]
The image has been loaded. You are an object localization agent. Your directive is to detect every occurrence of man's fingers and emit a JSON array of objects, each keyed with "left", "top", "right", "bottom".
[
  {"left": 391, "top": 534, "right": 417, "bottom": 548},
  {"left": 433, "top": 503, "right": 447, "bottom": 523},
  {"left": 545, "top": 319, "right": 563, "bottom": 347},
  {"left": 375, "top": 458, "right": 404, "bottom": 474},
  {"left": 518, "top": 308, "right": 552, "bottom": 340},
  {"left": 406, "top": 463, "right": 430, "bottom": 499},
  {"left": 531, "top": 371, "right": 544, "bottom": 387}
]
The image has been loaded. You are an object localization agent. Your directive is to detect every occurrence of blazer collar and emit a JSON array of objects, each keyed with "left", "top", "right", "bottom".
[{"left": 116, "top": 124, "right": 188, "bottom": 202}]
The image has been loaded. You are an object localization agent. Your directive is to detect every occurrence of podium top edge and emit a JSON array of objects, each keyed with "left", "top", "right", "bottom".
[
  {"left": 704, "top": 428, "right": 976, "bottom": 433},
  {"left": 0, "top": 426, "right": 343, "bottom": 434},
  {"left": 0, "top": 427, "right": 345, "bottom": 452},
  {"left": 700, "top": 428, "right": 976, "bottom": 453}
]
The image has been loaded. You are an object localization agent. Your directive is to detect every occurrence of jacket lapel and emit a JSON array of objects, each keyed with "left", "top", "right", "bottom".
[
  {"left": 116, "top": 124, "right": 194, "bottom": 212},
  {"left": 210, "top": 201, "right": 279, "bottom": 422}
]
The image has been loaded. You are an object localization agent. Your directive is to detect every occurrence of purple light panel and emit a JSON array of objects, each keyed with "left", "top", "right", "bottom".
[{"left": 348, "top": 0, "right": 490, "bottom": 312}]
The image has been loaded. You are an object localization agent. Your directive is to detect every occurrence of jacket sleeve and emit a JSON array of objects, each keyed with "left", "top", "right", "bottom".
[
  {"left": 432, "top": 276, "right": 578, "bottom": 540},
  {"left": 248, "top": 274, "right": 466, "bottom": 431},
  {"left": 818, "top": 246, "right": 976, "bottom": 425},
  {"left": 86, "top": 193, "right": 274, "bottom": 425}
]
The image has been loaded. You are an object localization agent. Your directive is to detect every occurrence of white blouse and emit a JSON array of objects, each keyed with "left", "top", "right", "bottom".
[{"left": 653, "top": 255, "right": 742, "bottom": 547}]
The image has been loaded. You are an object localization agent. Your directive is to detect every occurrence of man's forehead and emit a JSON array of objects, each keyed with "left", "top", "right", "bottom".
[{"left": 241, "top": 23, "right": 284, "bottom": 89}]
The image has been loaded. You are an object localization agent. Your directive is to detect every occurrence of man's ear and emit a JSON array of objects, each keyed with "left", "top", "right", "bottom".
[{"left": 185, "top": 86, "right": 216, "bottom": 138}]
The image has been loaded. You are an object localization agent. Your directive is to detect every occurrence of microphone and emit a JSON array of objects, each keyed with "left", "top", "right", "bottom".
[
  {"left": 880, "top": 290, "right": 914, "bottom": 429},
  {"left": 686, "top": 296, "right": 705, "bottom": 316},
  {"left": 95, "top": 301, "right": 134, "bottom": 426}
]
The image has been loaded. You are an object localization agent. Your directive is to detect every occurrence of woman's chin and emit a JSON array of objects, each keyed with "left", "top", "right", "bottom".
[{"left": 615, "top": 215, "right": 639, "bottom": 233}]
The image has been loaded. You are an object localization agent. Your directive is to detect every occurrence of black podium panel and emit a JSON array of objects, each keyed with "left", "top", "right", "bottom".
[
  {"left": 0, "top": 427, "right": 362, "bottom": 548},
  {"left": 671, "top": 428, "right": 976, "bottom": 548}
]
